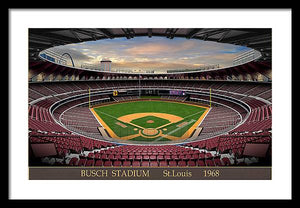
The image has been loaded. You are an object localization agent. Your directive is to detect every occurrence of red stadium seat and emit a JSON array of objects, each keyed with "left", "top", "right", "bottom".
[
  {"left": 68, "top": 157, "right": 78, "bottom": 166},
  {"left": 95, "top": 160, "right": 103, "bottom": 166},
  {"left": 185, "top": 154, "right": 192, "bottom": 160},
  {"left": 149, "top": 155, "right": 156, "bottom": 160},
  {"left": 135, "top": 155, "right": 142, "bottom": 160},
  {"left": 77, "top": 158, "right": 87, "bottom": 166},
  {"left": 213, "top": 158, "right": 223, "bottom": 166},
  {"left": 199, "top": 153, "right": 205, "bottom": 159},
  {"left": 159, "top": 161, "right": 168, "bottom": 167},
  {"left": 187, "top": 160, "right": 196, "bottom": 167},
  {"left": 94, "top": 153, "right": 101, "bottom": 159},
  {"left": 222, "top": 157, "right": 231, "bottom": 166},
  {"left": 85, "top": 159, "right": 94, "bottom": 166},
  {"left": 169, "top": 161, "right": 177, "bottom": 167},
  {"left": 114, "top": 154, "right": 122, "bottom": 160},
  {"left": 192, "top": 153, "right": 200, "bottom": 159},
  {"left": 157, "top": 155, "right": 164, "bottom": 160},
  {"left": 164, "top": 155, "right": 171, "bottom": 160},
  {"left": 178, "top": 161, "right": 187, "bottom": 166},
  {"left": 179, "top": 155, "right": 186, "bottom": 160},
  {"left": 121, "top": 155, "right": 128, "bottom": 160},
  {"left": 87, "top": 153, "right": 94, "bottom": 158},
  {"left": 205, "top": 153, "right": 213, "bottom": 159},
  {"left": 128, "top": 155, "right": 135, "bottom": 160},
  {"left": 101, "top": 154, "right": 108, "bottom": 160},
  {"left": 113, "top": 160, "right": 122, "bottom": 166},
  {"left": 104, "top": 161, "right": 113, "bottom": 167},
  {"left": 108, "top": 154, "right": 114, "bottom": 160},
  {"left": 141, "top": 161, "right": 150, "bottom": 167},
  {"left": 132, "top": 161, "right": 141, "bottom": 167},
  {"left": 150, "top": 161, "right": 158, "bottom": 167},
  {"left": 122, "top": 161, "right": 131, "bottom": 167},
  {"left": 205, "top": 159, "right": 215, "bottom": 166},
  {"left": 172, "top": 155, "right": 179, "bottom": 160},
  {"left": 196, "top": 160, "right": 205, "bottom": 166}
]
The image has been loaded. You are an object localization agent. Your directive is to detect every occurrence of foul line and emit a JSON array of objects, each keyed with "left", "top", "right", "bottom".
[
  {"left": 183, "top": 110, "right": 206, "bottom": 120},
  {"left": 153, "top": 119, "right": 196, "bottom": 142},
  {"left": 90, "top": 108, "right": 119, "bottom": 139},
  {"left": 96, "top": 110, "right": 119, "bottom": 120}
]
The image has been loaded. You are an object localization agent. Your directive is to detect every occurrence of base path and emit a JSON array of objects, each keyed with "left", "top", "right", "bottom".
[{"left": 118, "top": 112, "right": 183, "bottom": 124}]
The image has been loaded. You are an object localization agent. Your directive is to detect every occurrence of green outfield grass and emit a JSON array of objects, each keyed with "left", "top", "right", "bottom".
[{"left": 93, "top": 100, "right": 207, "bottom": 142}]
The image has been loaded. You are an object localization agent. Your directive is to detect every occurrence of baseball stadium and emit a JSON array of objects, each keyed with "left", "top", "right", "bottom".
[{"left": 28, "top": 28, "right": 272, "bottom": 167}]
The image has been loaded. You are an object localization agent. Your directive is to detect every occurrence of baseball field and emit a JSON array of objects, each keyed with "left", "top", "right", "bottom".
[{"left": 90, "top": 100, "right": 209, "bottom": 143}]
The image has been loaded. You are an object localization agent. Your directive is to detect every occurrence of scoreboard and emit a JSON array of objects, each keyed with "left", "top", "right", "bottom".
[{"left": 169, "top": 90, "right": 186, "bottom": 96}]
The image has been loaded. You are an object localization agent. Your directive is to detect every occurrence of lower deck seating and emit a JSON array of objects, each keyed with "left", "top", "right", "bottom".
[{"left": 32, "top": 136, "right": 270, "bottom": 167}]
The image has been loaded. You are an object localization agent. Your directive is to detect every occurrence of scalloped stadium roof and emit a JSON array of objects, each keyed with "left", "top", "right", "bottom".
[{"left": 29, "top": 28, "right": 271, "bottom": 63}]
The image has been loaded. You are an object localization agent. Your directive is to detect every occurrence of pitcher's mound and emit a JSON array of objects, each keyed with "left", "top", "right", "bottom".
[
  {"left": 142, "top": 128, "right": 158, "bottom": 136},
  {"left": 146, "top": 120, "right": 154, "bottom": 123}
]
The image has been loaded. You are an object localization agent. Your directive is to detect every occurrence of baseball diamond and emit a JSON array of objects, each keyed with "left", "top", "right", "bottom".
[{"left": 90, "top": 100, "right": 209, "bottom": 143}]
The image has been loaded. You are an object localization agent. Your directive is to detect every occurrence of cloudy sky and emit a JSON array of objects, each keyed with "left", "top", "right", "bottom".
[{"left": 51, "top": 36, "right": 250, "bottom": 71}]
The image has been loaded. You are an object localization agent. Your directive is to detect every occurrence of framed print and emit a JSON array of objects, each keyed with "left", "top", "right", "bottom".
[{"left": 9, "top": 9, "right": 292, "bottom": 200}]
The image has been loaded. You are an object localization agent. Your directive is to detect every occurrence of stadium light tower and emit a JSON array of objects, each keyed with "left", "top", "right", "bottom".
[{"left": 138, "top": 73, "right": 141, "bottom": 97}]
